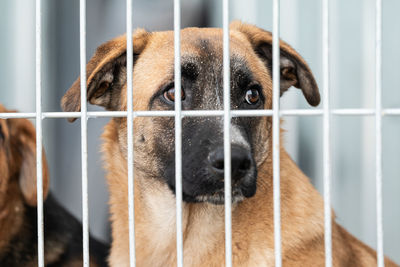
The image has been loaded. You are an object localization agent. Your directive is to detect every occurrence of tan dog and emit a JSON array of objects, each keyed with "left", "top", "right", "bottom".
[
  {"left": 0, "top": 105, "right": 109, "bottom": 267},
  {"left": 62, "top": 22, "right": 398, "bottom": 266}
]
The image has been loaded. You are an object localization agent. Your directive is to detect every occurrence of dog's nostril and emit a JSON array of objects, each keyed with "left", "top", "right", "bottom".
[
  {"left": 209, "top": 146, "right": 253, "bottom": 177},
  {"left": 212, "top": 159, "right": 224, "bottom": 170},
  {"left": 209, "top": 149, "right": 225, "bottom": 171},
  {"left": 239, "top": 158, "right": 251, "bottom": 171}
]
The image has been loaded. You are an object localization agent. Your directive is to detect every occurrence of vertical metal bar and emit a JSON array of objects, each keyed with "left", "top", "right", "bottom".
[
  {"left": 322, "top": 0, "right": 332, "bottom": 266},
  {"left": 174, "top": 0, "right": 183, "bottom": 266},
  {"left": 222, "top": 0, "right": 232, "bottom": 266},
  {"left": 79, "top": 0, "right": 90, "bottom": 265},
  {"left": 126, "top": 0, "right": 136, "bottom": 265},
  {"left": 375, "top": 0, "right": 384, "bottom": 266},
  {"left": 35, "top": 0, "right": 44, "bottom": 266},
  {"left": 272, "top": 0, "right": 282, "bottom": 266}
]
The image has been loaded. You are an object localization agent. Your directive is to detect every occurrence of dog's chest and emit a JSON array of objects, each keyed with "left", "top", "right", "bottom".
[{"left": 135, "top": 217, "right": 274, "bottom": 267}]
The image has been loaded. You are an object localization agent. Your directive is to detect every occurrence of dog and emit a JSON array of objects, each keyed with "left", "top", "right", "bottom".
[
  {"left": 0, "top": 105, "right": 109, "bottom": 267},
  {"left": 61, "top": 22, "right": 398, "bottom": 266}
]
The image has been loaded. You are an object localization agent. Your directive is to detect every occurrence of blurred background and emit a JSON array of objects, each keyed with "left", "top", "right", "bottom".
[{"left": 0, "top": 0, "right": 399, "bottom": 262}]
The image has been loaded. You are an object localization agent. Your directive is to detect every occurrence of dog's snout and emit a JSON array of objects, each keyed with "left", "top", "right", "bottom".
[{"left": 208, "top": 146, "right": 253, "bottom": 180}]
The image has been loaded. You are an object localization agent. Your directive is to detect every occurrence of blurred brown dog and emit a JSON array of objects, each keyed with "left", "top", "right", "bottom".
[
  {"left": 0, "top": 105, "right": 109, "bottom": 267},
  {"left": 62, "top": 22, "right": 398, "bottom": 266}
]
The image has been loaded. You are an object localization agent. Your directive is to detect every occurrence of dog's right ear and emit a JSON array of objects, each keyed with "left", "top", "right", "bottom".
[
  {"left": 231, "top": 21, "right": 320, "bottom": 107},
  {"left": 61, "top": 29, "right": 150, "bottom": 122}
]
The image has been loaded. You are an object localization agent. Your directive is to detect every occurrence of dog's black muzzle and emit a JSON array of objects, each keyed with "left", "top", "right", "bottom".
[
  {"left": 182, "top": 144, "right": 257, "bottom": 205},
  {"left": 164, "top": 118, "right": 258, "bottom": 204}
]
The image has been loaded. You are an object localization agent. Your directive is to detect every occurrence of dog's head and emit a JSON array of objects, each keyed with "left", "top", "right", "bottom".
[
  {"left": 62, "top": 22, "right": 319, "bottom": 205},
  {"left": 0, "top": 105, "right": 49, "bottom": 211}
]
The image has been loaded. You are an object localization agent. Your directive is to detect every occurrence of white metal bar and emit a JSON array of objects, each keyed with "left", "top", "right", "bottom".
[
  {"left": 375, "top": 0, "right": 384, "bottom": 266},
  {"left": 1, "top": 109, "right": 400, "bottom": 119},
  {"left": 180, "top": 110, "right": 225, "bottom": 117},
  {"left": 0, "top": 113, "right": 37, "bottom": 118},
  {"left": 223, "top": 0, "right": 232, "bottom": 266},
  {"left": 280, "top": 110, "right": 321, "bottom": 116},
  {"left": 126, "top": 0, "right": 136, "bottom": 265},
  {"left": 331, "top": 109, "right": 375, "bottom": 116},
  {"left": 35, "top": 0, "right": 44, "bottom": 266},
  {"left": 44, "top": 112, "right": 83, "bottom": 118},
  {"left": 272, "top": 0, "right": 282, "bottom": 266},
  {"left": 383, "top": 109, "right": 400, "bottom": 115},
  {"left": 322, "top": 0, "right": 332, "bottom": 266},
  {"left": 79, "top": 0, "right": 90, "bottom": 265},
  {"left": 174, "top": 0, "right": 183, "bottom": 266}
]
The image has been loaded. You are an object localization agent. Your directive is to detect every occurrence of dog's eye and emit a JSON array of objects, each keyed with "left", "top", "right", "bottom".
[
  {"left": 245, "top": 88, "right": 260, "bottom": 105},
  {"left": 163, "top": 87, "right": 185, "bottom": 102}
]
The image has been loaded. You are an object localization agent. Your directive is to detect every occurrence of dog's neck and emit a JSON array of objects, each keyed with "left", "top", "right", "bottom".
[
  {"left": 103, "top": 121, "right": 326, "bottom": 266},
  {"left": 135, "top": 177, "right": 228, "bottom": 266}
]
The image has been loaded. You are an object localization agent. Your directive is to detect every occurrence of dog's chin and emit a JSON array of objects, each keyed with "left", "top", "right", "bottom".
[
  {"left": 194, "top": 193, "right": 244, "bottom": 205},
  {"left": 172, "top": 172, "right": 258, "bottom": 204},
  {"left": 193, "top": 188, "right": 248, "bottom": 205}
]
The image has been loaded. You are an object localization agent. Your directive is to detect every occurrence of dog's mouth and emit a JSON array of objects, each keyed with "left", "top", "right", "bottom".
[
  {"left": 173, "top": 161, "right": 258, "bottom": 205},
  {"left": 193, "top": 187, "right": 246, "bottom": 205}
]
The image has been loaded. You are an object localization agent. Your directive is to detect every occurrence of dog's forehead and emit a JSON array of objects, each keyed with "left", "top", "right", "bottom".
[
  {"left": 132, "top": 28, "right": 270, "bottom": 108},
  {"left": 148, "top": 28, "right": 254, "bottom": 59}
]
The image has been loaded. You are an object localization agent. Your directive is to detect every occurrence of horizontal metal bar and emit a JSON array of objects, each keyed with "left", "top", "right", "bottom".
[
  {"left": 180, "top": 110, "right": 225, "bottom": 117},
  {"left": 0, "top": 112, "right": 37, "bottom": 118},
  {"left": 280, "top": 109, "right": 321, "bottom": 116},
  {"left": 383, "top": 109, "right": 400, "bottom": 115},
  {"left": 1, "top": 108, "right": 400, "bottom": 119},
  {"left": 44, "top": 112, "right": 83, "bottom": 118},
  {"left": 331, "top": 109, "right": 375, "bottom": 115}
]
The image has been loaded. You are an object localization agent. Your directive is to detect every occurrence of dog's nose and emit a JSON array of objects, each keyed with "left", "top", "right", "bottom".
[{"left": 208, "top": 146, "right": 253, "bottom": 181}]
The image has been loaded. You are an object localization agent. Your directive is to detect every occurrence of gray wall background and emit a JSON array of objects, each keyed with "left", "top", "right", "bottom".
[{"left": 1, "top": 0, "right": 399, "bottom": 262}]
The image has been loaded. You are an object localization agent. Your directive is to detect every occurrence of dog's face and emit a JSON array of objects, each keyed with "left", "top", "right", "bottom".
[
  {"left": 0, "top": 105, "right": 49, "bottom": 211},
  {"left": 62, "top": 22, "right": 319, "bottom": 204}
]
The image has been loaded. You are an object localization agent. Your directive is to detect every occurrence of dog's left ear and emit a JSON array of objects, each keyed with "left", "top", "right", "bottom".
[
  {"left": 61, "top": 29, "right": 151, "bottom": 122},
  {"left": 231, "top": 21, "right": 320, "bottom": 106},
  {"left": 13, "top": 119, "right": 50, "bottom": 206}
]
